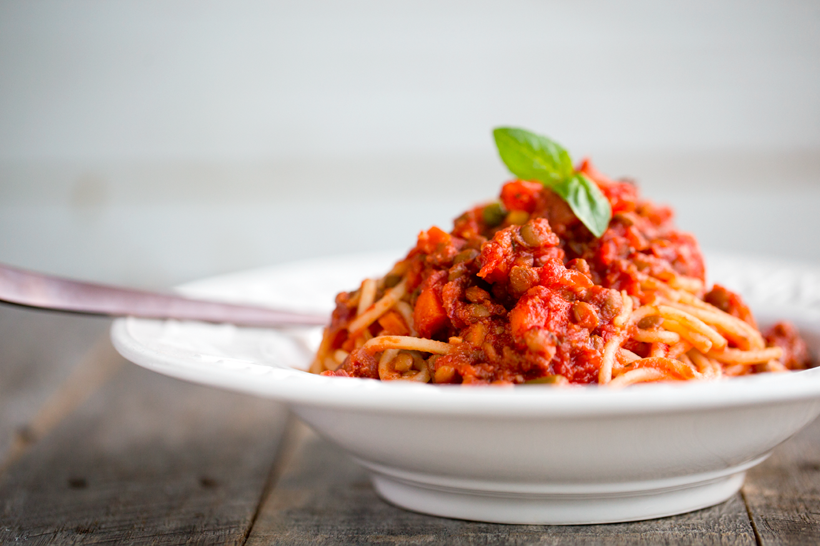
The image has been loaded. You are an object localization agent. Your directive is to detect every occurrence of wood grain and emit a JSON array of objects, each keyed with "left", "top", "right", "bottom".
[
  {"left": 247, "top": 423, "right": 757, "bottom": 546},
  {"left": 743, "top": 416, "right": 820, "bottom": 545},
  {"left": 0, "top": 360, "right": 292, "bottom": 545},
  {"left": 0, "top": 306, "right": 110, "bottom": 462},
  {"left": 1, "top": 307, "right": 818, "bottom": 544}
]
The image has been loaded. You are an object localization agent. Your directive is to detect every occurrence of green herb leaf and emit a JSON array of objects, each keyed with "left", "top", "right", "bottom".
[
  {"left": 492, "top": 127, "right": 613, "bottom": 238},
  {"left": 551, "top": 173, "right": 612, "bottom": 237},
  {"left": 493, "top": 127, "right": 574, "bottom": 184}
]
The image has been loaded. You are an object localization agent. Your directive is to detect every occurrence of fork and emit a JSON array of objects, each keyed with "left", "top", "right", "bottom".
[{"left": 0, "top": 262, "right": 328, "bottom": 327}]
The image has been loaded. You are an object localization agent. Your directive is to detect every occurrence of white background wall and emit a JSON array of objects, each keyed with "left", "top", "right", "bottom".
[{"left": 1, "top": 1, "right": 819, "bottom": 288}]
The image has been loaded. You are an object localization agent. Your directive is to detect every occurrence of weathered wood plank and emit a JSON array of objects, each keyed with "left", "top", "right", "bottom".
[
  {"left": 0, "top": 306, "right": 110, "bottom": 462},
  {"left": 0, "top": 358, "right": 292, "bottom": 545},
  {"left": 743, "top": 416, "right": 820, "bottom": 545},
  {"left": 247, "top": 423, "right": 756, "bottom": 546}
]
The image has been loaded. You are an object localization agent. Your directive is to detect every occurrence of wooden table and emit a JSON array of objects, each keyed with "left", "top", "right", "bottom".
[{"left": 1, "top": 305, "right": 818, "bottom": 545}]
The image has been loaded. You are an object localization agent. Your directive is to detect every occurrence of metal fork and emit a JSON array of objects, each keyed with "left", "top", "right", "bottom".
[{"left": 0, "top": 262, "right": 328, "bottom": 327}]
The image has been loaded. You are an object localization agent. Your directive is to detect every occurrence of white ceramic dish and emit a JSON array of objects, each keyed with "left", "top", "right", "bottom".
[{"left": 111, "top": 252, "right": 820, "bottom": 525}]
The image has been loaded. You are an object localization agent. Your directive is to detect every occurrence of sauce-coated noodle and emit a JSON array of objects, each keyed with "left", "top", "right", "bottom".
[{"left": 312, "top": 159, "right": 812, "bottom": 385}]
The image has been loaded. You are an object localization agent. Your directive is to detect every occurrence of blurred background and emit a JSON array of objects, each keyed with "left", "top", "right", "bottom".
[{"left": 1, "top": 0, "right": 818, "bottom": 289}]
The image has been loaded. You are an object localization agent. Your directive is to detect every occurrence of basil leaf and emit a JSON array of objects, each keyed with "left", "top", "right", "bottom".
[
  {"left": 492, "top": 127, "right": 613, "bottom": 238},
  {"left": 551, "top": 173, "right": 612, "bottom": 237},
  {"left": 493, "top": 127, "right": 574, "bottom": 184}
]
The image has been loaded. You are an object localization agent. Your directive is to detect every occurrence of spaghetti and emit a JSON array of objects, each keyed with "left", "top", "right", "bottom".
[{"left": 312, "top": 159, "right": 811, "bottom": 386}]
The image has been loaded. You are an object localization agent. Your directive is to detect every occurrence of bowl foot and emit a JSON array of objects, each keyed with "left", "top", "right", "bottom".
[{"left": 370, "top": 471, "right": 746, "bottom": 525}]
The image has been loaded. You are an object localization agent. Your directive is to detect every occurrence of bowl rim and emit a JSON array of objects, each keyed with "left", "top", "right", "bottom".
[
  {"left": 110, "top": 341, "right": 820, "bottom": 420},
  {"left": 110, "top": 250, "right": 820, "bottom": 418}
]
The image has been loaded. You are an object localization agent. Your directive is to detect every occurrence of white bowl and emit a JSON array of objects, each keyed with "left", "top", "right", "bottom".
[{"left": 110, "top": 252, "right": 820, "bottom": 524}]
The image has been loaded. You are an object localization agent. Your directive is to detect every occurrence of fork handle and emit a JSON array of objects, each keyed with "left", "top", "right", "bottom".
[{"left": 0, "top": 263, "right": 328, "bottom": 327}]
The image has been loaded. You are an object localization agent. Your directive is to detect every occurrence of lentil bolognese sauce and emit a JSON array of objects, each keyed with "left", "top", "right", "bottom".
[{"left": 311, "top": 129, "right": 811, "bottom": 387}]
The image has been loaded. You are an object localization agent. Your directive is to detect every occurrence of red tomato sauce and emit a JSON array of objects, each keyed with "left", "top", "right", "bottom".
[{"left": 323, "top": 162, "right": 810, "bottom": 384}]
